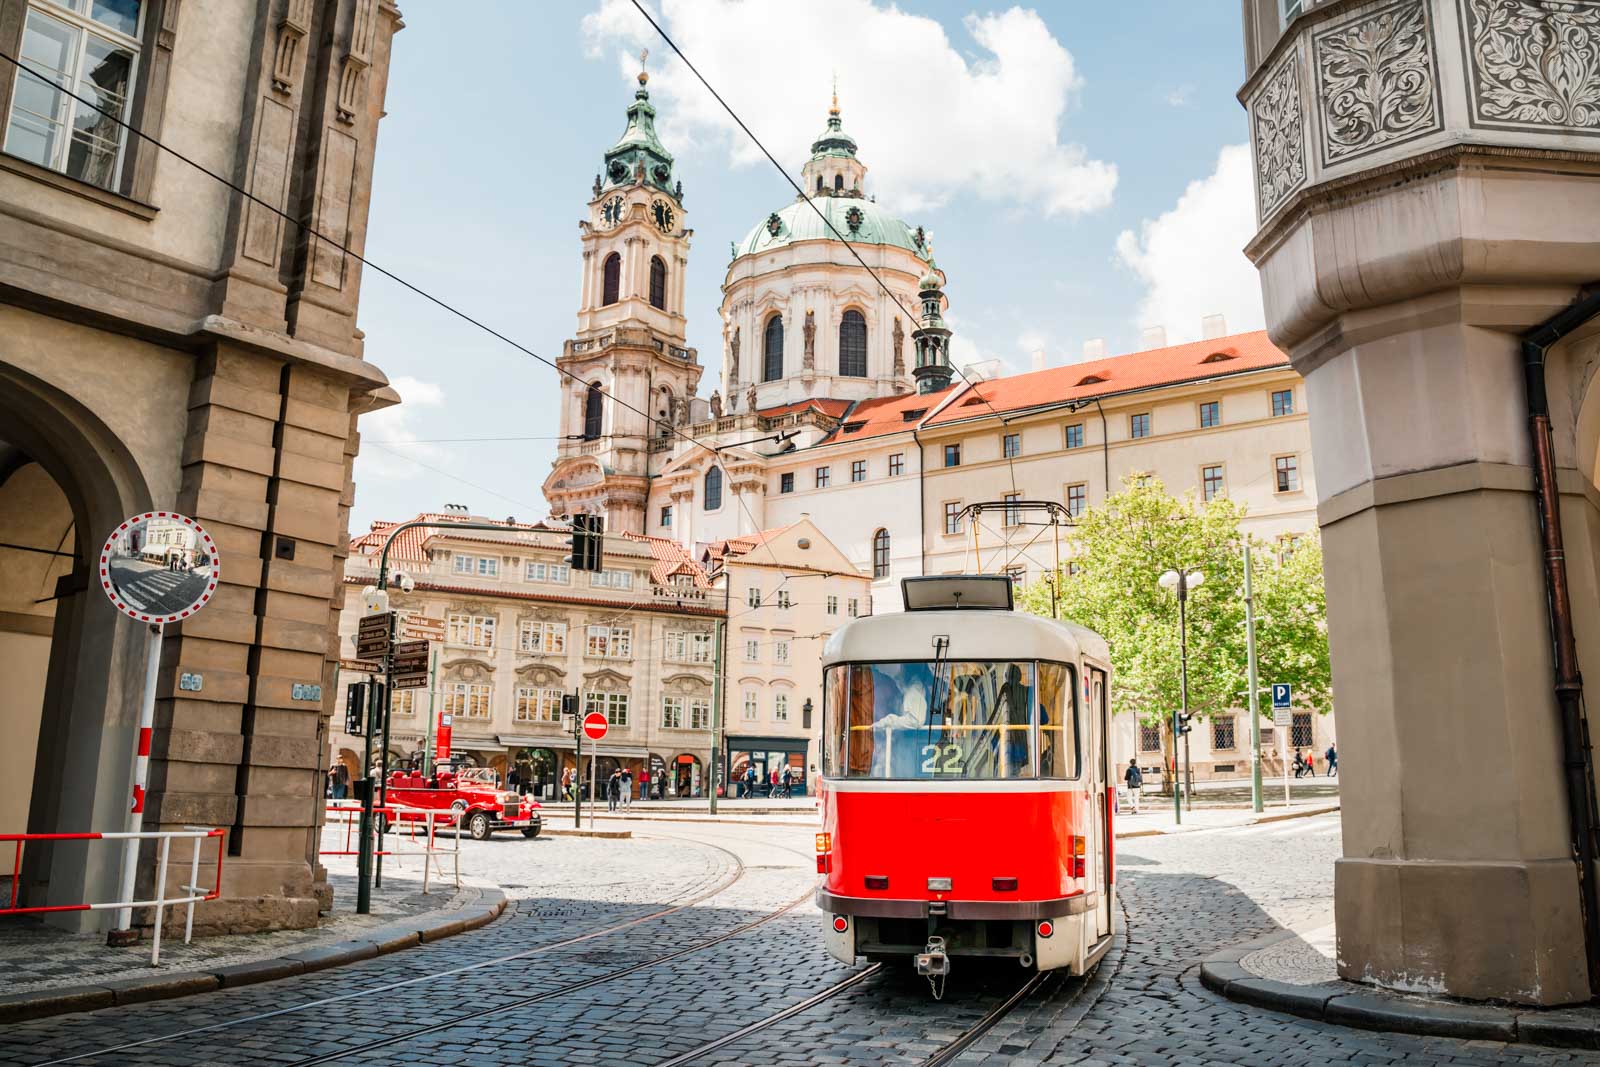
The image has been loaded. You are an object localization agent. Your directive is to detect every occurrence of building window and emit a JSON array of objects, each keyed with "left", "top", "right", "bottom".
[
  {"left": 689, "top": 632, "right": 713, "bottom": 663},
  {"left": 649, "top": 255, "right": 667, "bottom": 310},
  {"left": 1065, "top": 483, "right": 1087, "bottom": 518},
  {"left": 585, "top": 625, "right": 632, "bottom": 658},
  {"left": 1291, "top": 712, "right": 1313, "bottom": 749},
  {"left": 445, "top": 682, "right": 492, "bottom": 720},
  {"left": 776, "top": 590, "right": 791, "bottom": 609},
  {"left": 448, "top": 613, "right": 496, "bottom": 648},
  {"left": 704, "top": 465, "right": 724, "bottom": 510},
  {"left": 1271, "top": 389, "right": 1295, "bottom": 417},
  {"left": 763, "top": 314, "right": 784, "bottom": 381},
  {"left": 1133, "top": 472, "right": 1154, "bottom": 487},
  {"left": 4, "top": 1, "right": 142, "bottom": 191},
  {"left": 1212, "top": 716, "right": 1237, "bottom": 751},
  {"left": 452, "top": 555, "right": 498, "bottom": 578},
  {"left": 742, "top": 691, "right": 759, "bottom": 722},
  {"left": 1202, "top": 464, "right": 1225, "bottom": 501},
  {"left": 774, "top": 692, "right": 790, "bottom": 722},
  {"left": 525, "top": 561, "right": 570, "bottom": 584},
  {"left": 847, "top": 598, "right": 859, "bottom": 617},
  {"left": 779, "top": 472, "right": 794, "bottom": 494},
  {"left": 391, "top": 690, "right": 416, "bottom": 717},
  {"left": 602, "top": 253, "right": 621, "bottom": 305},
  {"left": 660, "top": 505, "right": 673, "bottom": 528},
  {"left": 585, "top": 691, "right": 630, "bottom": 727},
  {"left": 1067, "top": 561, "right": 1081, "bottom": 577},
  {"left": 888, "top": 453, "right": 904, "bottom": 477},
  {"left": 689, "top": 698, "right": 711, "bottom": 730},
  {"left": 872, "top": 528, "right": 890, "bottom": 577},
  {"left": 661, "top": 695, "right": 684, "bottom": 729},
  {"left": 943, "top": 501, "right": 963, "bottom": 536},
  {"left": 851, "top": 460, "right": 866, "bottom": 483},
  {"left": 943, "top": 443, "right": 961, "bottom": 467},
  {"left": 1003, "top": 433, "right": 1021, "bottom": 459},
  {"left": 815, "top": 466, "right": 830, "bottom": 488},
  {"left": 826, "top": 594, "right": 838, "bottom": 615},
  {"left": 515, "top": 687, "right": 562, "bottom": 723},
  {"left": 1130, "top": 413, "right": 1151, "bottom": 439},
  {"left": 1277, "top": 534, "right": 1303, "bottom": 563},
  {"left": 518, "top": 620, "right": 567, "bottom": 654},
  {"left": 775, "top": 638, "right": 791, "bottom": 665},
  {"left": 1280, "top": 0, "right": 1303, "bottom": 29},
  {"left": 584, "top": 383, "right": 604, "bottom": 440},
  {"left": 744, "top": 638, "right": 760, "bottom": 662},
  {"left": 834, "top": 173, "right": 844, "bottom": 192},
  {"left": 1199, "top": 401, "right": 1220, "bottom": 428},
  {"left": 1140, "top": 722, "right": 1163, "bottom": 752},
  {"left": 839, "top": 309, "right": 867, "bottom": 377},
  {"left": 589, "top": 569, "right": 634, "bottom": 590},
  {"left": 1275, "top": 454, "right": 1301, "bottom": 493},
  {"left": 747, "top": 586, "right": 761, "bottom": 608},
  {"left": 1002, "top": 492, "right": 1022, "bottom": 528},
  {"left": 1064, "top": 423, "right": 1084, "bottom": 450}
]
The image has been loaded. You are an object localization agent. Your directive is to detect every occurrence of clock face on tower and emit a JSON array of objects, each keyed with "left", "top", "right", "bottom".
[
  {"left": 600, "top": 195, "right": 625, "bottom": 227},
  {"left": 651, "top": 200, "right": 676, "bottom": 234}
]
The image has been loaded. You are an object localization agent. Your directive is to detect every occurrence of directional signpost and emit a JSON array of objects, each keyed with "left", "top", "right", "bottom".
[
  {"left": 392, "top": 639, "right": 429, "bottom": 690},
  {"left": 354, "top": 609, "right": 396, "bottom": 911},
  {"left": 1272, "top": 683, "right": 1293, "bottom": 805},
  {"left": 356, "top": 611, "right": 394, "bottom": 660}
]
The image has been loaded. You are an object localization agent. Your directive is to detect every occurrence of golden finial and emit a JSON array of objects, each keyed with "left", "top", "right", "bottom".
[
  {"left": 830, "top": 72, "right": 839, "bottom": 116},
  {"left": 638, "top": 47, "right": 650, "bottom": 86}
]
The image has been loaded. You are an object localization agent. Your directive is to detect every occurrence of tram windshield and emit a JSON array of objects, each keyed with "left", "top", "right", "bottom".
[{"left": 823, "top": 661, "right": 1078, "bottom": 780}]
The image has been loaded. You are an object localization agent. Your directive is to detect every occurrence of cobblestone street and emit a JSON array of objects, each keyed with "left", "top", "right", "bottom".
[{"left": 0, "top": 815, "right": 1594, "bottom": 1067}]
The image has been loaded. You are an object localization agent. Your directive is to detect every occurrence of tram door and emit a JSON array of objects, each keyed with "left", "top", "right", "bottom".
[{"left": 1089, "top": 666, "right": 1112, "bottom": 939}]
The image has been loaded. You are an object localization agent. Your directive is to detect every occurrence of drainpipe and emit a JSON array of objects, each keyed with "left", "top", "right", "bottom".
[
  {"left": 1092, "top": 398, "right": 1111, "bottom": 495},
  {"left": 1521, "top": 285, "right": 1600, "bottom": 998},
  {"left": 912, "top": 427, "right": 927, "bottom": 575}
]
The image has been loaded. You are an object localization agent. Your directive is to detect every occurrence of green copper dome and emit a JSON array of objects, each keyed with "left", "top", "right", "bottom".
[
  {"left": 733, "top": 197, "right": 927, "bottom": 259},
  {"left": 600, "top": 76, "right": 677, "bottom": 196}
]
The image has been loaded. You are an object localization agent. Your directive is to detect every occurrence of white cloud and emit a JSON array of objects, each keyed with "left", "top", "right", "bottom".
[
  {"left": 1114, "top": 143, "right": 1265, "bottom": 346},
  {"left": 582, "top": 0, "right": 1117, "bottom": 217},
  {"left": 356, "top": 375, "right": 445, "bottom": 479},
  {"left": 1165, "top": 85, "right": 1194, "bottom": 108}
]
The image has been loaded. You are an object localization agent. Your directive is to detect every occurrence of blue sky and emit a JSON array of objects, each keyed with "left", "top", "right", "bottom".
[{"left": 352, "top": 1, "right": 1265, "bottom": 531}]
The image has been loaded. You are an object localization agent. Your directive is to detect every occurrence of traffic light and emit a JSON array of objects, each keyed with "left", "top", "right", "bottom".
[
  {"left": 569, "top": 513, "right": 604, "bottom": 572},
  {"left": 1176, "top": 711, "right": 1194, "bottom": 736},
  {"left": 345, "top": 682, "right": 368, "bottom": 736}
]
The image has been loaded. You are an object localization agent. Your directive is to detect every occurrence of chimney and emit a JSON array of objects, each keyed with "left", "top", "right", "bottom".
[
  {"left": 1031, "top": 348, "right": 1046, "bottom": 372},
  {"left": 1082, "top": 338, "right": 1106, "bottom": 360},
  {"left": 1201, "top": 313, "right": 1227, "bottom": 340},
  {"left": 1140, "top": 325, "right": 1167, "bottom": 350}
]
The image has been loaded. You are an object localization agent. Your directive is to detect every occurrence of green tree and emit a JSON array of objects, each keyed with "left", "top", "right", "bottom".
[{"left": 1251, "top": 534, "right": 1332, "bottom": 715}]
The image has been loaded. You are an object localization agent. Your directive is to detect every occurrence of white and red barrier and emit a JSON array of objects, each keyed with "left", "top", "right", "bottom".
[
  {"left": 322, "top": 804, "right": 459, "bottom": 893},
  {"left": 2, "top": 827, "right": 224, "bottom": 966}
]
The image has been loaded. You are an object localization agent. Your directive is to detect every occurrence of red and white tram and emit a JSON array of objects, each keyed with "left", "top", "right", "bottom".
[{"left": 817, "top": 575, "right": 1116, "bottom": 979}]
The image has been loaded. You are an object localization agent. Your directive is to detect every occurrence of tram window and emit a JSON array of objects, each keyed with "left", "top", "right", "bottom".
[
  {"left": 824, "top": 660, "right": 1040, "bottom": 779},
  {"left": 1036, "top": 662, "right": 1080, "bottom": 778}
]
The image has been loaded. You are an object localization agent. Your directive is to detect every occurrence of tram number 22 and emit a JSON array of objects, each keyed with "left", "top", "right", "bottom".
[{"left": 920, "top": 743, "right": 964, "bottom": 775}]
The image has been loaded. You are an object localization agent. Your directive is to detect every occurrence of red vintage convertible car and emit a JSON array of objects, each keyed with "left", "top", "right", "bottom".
[{"left": 383, "top": 767, "right": 542, "bottom": 840}]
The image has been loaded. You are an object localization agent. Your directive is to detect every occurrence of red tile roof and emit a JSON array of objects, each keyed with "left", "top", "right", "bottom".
[
  {"left": 702, "top": 524, "right": 795, "bottom": 566},
  {"left": 756, "top": 398, "right": 852, "bottom": 420},
  {"left": 828, "top": 388, "right": 956, "bottom": 443},
  {"left": 349, "top": 514, "right": 565, "bottom": 564},
  {"left": 926, "top": 330, "right": 1288, "bottom": 427},
  {"left": 621, "top": 532, "right": 713, "bottom": 588}
]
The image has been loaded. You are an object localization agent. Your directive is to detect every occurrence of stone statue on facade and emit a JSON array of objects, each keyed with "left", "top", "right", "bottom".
[
  {"left": 803, "top": 309, "right": 816, "bottom": 371},
  {"left": 710, "top": 391, "right": 723, "bottom": 418},
  {"left": 728, "top": 326, "right": 740, "bottom": 382},
  {"left": 593, "top": 174, "right": 602, "bottom": 197},
  {"left": 745, "top": 384, "right": 758, "bottom": 413},
  {"left": 892, "top": 317, "right": 905, "bottom": 377}
]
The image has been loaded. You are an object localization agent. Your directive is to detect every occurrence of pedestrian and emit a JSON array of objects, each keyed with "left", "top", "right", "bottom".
[
  {"left": 779, "top": 763, "right": 793, "bottom": 799},
  {"left": 657, "top": 768, "right": 668, "bottom": 800},
  {"left": 506, "top": 766, "right": 520, "bottom": 794},
  {"left": 607, "top": 769, "right": 621, "bottom": 812},
  {"left": 620, "top": 767, "right": 633, "bottom": 810},
  {"left": 560, "top": 766, "right": 572, "bottom": 800},
  {"left": 1305, "top": 750, "right": 1315, "bottom": 776},
  {"left": 1123, "top": 758, "right": 1143, "bottom": 814},
  {"left": 1293, "top": 749, "right": 1306, "bottom": 778},
  {"left": 743, "top": 764, "right": 757, "bottom": 799},
  {"left": 1326, "top": 743, "right": 1338, "bottom": 778}
]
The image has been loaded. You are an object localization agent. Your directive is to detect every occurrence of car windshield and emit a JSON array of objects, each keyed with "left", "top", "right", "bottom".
[{"left": 824, "top": 660, "right": 1076, "bottom": 780}]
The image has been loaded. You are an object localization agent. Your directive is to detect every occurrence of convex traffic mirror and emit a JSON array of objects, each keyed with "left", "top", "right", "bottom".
[{"left": 99, "top": 511, "right": 220, "bottom": 624}]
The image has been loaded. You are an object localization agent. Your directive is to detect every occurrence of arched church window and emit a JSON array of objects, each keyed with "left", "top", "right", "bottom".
[
  {"left": 583, "top": 383, "right": 603, "bottom": 441},
  {"left": 834, "top": 174, "right": 844, "bottom": 193},
  {"left": 839, "top": 310, "right": 867, "bottom": 377},
  {"left": 602, "top": 253, "right": 621, "bottom": 306},
  {"left": 649, "top": 256, "right": 667, "bottom": 310},
  {"left": 872, "top": 528, "right": 890, "bottom": 578},
  {"left": 704, "top": 466, "right": 724, "bottom": 511},
  {"left": 763, "top": 315, "right": 784, "bottom": 382},
  {"left": 816, "top": 175, "right": 824, "bottom": 193}
]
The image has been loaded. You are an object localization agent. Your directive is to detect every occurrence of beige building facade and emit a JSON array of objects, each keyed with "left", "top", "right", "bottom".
[
  {"left": 1242, "top": 0, "right": 1600, "bottom": 1004},
  {"left": 0, "top": 0, "right": 404, "bottom": 933}
]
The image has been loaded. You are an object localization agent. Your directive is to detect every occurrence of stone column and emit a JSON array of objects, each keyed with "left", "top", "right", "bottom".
[{"left": 1241, "top": 0, "right": 1600, "bottom": 1005}]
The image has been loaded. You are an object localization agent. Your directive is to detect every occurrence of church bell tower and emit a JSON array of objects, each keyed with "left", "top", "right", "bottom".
[{"left": 544, "top": 55, "right": 702, "bottom": 534}]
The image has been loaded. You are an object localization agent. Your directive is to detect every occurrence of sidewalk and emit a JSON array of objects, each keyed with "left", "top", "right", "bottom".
[{"left": 0, "top": 864, "right": 505, "bottom": 1023}]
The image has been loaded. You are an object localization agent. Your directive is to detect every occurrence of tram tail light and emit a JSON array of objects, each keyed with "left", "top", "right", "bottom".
[
  {"left": 865, "top": 875, "right": 889, "bottom": 890},
  {"left": 1071, "top": 835, "right": 1086, "bottom": 879},
  {"left": 992, "top": 876, "right": 1018, "bottom": 892},
  {"left": 816, "top": 833, "right": 831, "bottom": 853},
  {"left": 815, "top": 832, "right": 832, "bottom": 874}
]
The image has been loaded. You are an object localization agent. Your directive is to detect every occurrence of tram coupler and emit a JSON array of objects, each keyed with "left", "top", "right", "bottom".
[{"left": 915, "top": 935, "right": 950, "bottom": 978}]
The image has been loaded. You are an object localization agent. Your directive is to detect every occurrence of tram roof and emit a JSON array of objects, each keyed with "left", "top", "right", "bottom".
[{"left": 822, "top": 609, "right": 1107, "bottom": 667}]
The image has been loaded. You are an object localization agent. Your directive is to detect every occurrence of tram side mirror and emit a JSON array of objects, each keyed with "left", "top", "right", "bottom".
[{"left": 101, "top": 512, "right": 220, "bottom": 623}]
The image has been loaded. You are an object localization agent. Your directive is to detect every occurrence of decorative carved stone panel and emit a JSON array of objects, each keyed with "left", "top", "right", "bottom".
[
  {"left": 1312, "top": 0, "right": 1442, "bottom": 166},
  {"left": 1460, "top": 0, "right": 1600, "bottom": 136},
  {"left": 1250, "top": 49, "right": 1309, "bottom": 219}
]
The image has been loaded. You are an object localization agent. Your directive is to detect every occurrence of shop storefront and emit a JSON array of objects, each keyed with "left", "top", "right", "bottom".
[
  {"left": 670, "top": 753, "right": 704, "bottom": 798},
  {"left": 725, "top": 736, "right": 811, "bottom": 797}
]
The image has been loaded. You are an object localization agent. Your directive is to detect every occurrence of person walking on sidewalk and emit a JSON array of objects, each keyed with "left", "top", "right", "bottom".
[
  {"left": 1123, "top": 758, "right": 1143, "bottom": 814},
  {"left": 1325, "top": 743, "right": 1338, "bottom": 777},
  {"left": 620, "top": 767, "right": 633, "bottom": 810},
  {"left": 607, "top": 769, "right": 621, "bottom": 812}
]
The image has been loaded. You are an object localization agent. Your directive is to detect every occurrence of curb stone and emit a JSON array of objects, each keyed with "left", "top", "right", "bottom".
[
  {"left": 1200, "top": 926, "right": 1600, "bottom": 1049},
  {"left": 1116, "top": 803, "right": 1340, "bottom": 839},
  {"left": 0, "top": 887, "right": 508, "bottom": 1025}
]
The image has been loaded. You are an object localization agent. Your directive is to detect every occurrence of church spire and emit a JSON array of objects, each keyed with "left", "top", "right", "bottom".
[
  {"left": 912, "top": 244, "right": 954, "bottom": 394},
  {"left": 803, "top": 81, "right": 865, "bottom": 198},
  {"left": 597, "top": 48, "right": 679, "bottom": 198}
]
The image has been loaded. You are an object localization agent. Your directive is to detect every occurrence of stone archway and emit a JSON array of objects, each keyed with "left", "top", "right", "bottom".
[{"left": 0, "top": 362, "right": 153, "bottom": 926}]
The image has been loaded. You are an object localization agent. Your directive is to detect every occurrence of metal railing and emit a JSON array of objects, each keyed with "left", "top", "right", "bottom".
[
  {"left": 2, "top": 827, "right": 225, "bottom": 966},
  {"left": 322, "top": 804, "right": 460, "bottom": 894}
]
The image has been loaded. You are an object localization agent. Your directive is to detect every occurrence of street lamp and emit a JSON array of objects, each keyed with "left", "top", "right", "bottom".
[{"left": 1158, "top": 568, "right": 1204, "bottom": 817}]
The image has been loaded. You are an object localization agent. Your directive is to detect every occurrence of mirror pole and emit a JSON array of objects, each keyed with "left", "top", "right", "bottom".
[{"left": 112, "top": 621, "right": 164, "bottom": 937}]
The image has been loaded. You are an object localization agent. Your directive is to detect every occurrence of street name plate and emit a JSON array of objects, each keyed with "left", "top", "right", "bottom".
[
  {"left": 356, "top": 611, "right": 394, "bottom": 659},
  {"left": 401, "top": 615, "right": 446, "bottom": 643}
]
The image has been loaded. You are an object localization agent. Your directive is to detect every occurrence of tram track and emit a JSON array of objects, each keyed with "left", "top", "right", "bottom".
[{"left": 32, "top": 834, "right": 765, "bottom": 1067}]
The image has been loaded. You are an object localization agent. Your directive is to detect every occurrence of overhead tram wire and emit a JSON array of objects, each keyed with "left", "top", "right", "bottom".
[
  {"left": 0, "top": 48, "right": 798, "bottom": 589},
  {"left": 625, "top": 0, "right": 1021, "bottom": 500}
]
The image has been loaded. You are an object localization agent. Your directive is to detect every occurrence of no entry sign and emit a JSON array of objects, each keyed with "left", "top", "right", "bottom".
[{"left": 582, "top": 712, "right": 609, "bottom": 741}]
